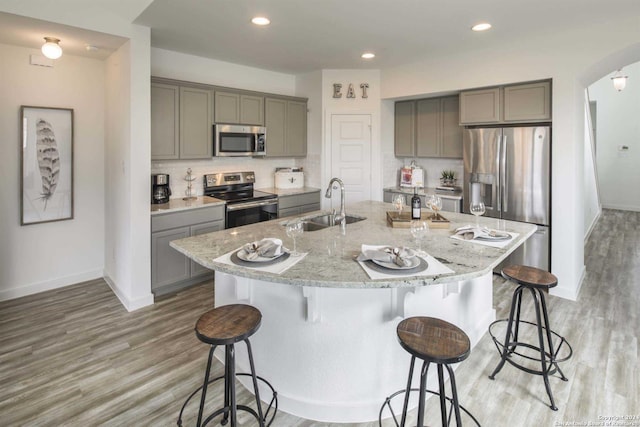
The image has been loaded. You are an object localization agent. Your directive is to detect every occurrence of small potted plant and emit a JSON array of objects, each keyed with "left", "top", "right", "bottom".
[{"left": 440, "top": 170, "right": 456, "bottom": 187}]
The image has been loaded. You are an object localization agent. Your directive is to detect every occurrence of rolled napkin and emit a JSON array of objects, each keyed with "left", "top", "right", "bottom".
[
  {"left": 356, "top": 245, "right": 417, "bottom": 267},
  {"left": 455, "top": 226, "right": 509, "bottom": 240},
  {"left": 242, "top": 238, "right": 284, "bottom": 260}
]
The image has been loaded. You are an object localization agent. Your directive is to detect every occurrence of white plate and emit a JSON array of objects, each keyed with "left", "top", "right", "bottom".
[
  {"left": 371, "top": 257, "right": 420, "bottom": 270},
  {"left": 476, "top": 232, "right": 511, "bottom": 241},
  {"left": 237, "top": 250, "right": 286, "bottom": 263}
]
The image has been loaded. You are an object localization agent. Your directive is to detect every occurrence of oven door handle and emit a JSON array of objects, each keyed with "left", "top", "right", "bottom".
[{"left": 226, "top": 199, "right": 278, "bottom": 211}]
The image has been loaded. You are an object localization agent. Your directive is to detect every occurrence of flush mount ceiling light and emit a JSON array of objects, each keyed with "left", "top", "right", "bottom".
[
  {"left": 251, "top": 16, "right": 270, "bottom": 26},
  {"left": 471, "top": 22, "right": 492, "bottom": 32},
  {"left": 361, "top": 52, "right": 375, "bottom": 59},
  {"left": 41, "top": 37, "right": 62, "bottom": 59},
  {"left": 611, "top": 69, "right": 628, "bottom": 92}
]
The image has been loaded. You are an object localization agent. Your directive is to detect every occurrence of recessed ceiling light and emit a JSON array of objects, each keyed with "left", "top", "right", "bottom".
[
  {"left": 85, "top": 45, "right": 99, "bottom": 52},
  {"left": 251, "top": 16, "right": 270, "bottom": 26},
  {"left": 471, "top": 22, "right": 492, "bottom": 32},
  {"left": 361, "top": 52, "right": 375, "bottom": 59}
]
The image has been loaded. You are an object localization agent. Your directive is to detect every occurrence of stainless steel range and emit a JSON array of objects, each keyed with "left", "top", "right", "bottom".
[{"left": 203, "top": 171, "right": 278, "bottom": 229}]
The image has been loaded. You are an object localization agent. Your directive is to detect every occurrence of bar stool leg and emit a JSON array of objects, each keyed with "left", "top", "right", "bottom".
[
  {"left": 445, "top": 364, "right": 463, "bottom": 427},
  {"left": 245, "top": 339, "right": 266, "bottom": 427},
  {"left": 489, "top": 286, "right": 522, "bottom": 379},
  {"left": 417, "top": 360, "right": 430, "bottom": 427},
  {"left": 512, "top": 285, "right": 524, "bottom": 350},
  {"left": 228, "top": 344, "right": 238, "bottom": 426},
  {"left": 400, "top": 355, "right": 416, "bottom": 427},
  {"left": 197, "top": 345, "right": 216, "bottom": 427},
  {"left": 437, "top": 364, "right": 448, "bottom": 427},
  {"left": 538, "top": 289, "right": 568, "bottom": 382},
  {"left": 530, "top": 288, "right": 557, "bottom": 411}
]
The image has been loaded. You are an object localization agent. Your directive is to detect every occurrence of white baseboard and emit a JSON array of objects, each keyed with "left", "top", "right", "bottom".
[
  {"left": 104, "top": 274, "right": 154, "bottom": 312},
  {"left": 584, "top": 207, "right": 602, "bottom": 243},
  {"left": 550, "top": 265, "right": 584, "bottom": 301},
  {"left": 0, "top": 269, "right": 103, "bottom": 302},
  {"left": 601, "top": 203, "right": 640, "bottom": 212}
]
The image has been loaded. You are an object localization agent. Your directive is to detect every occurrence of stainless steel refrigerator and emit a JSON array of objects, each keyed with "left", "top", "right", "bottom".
[{"left": 463, "top": 126, "right": 551, "bottom": 271}]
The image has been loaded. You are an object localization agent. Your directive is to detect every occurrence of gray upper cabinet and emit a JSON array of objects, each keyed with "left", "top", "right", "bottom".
[
  {"left": 215, "top": 91, "right": 265, "bottom": 125},
  {"left": 214, "top": 91, "right": 240, "bottom": 124},
  {"left": 459, "top": 88, "right": 501, "bottom": 125},
  {"left": 395, "top": 96, "right": 463, "bottom": 159},
  {"left": 265, "top": 97, "right": 307, "bottom": 157},
  {"left": 460, "top": 80, "right": 552, "bottom": 125},
  {"left": 441, "top": 96, "right": 463, "bottom": 158},
  {"left": 416, "top": 99, "right": 439, "bottom": 157},
  {"left": 503, "top": 81, "right": 551, "bottom": 122},
  {"left": 151, "top": 83, "right": 180, "bottom": 160},
  {"left": 394, "top": 101, "right": 415, "bottom": 157},
  {"left": 151, "top": 83, "right": 213, "bottom": 161},
  {"left": 240, "top": 95, "right": 264, "bottom": 125},
  {"left": 180, "top": 87, "right": 213, "bottom": 159}
]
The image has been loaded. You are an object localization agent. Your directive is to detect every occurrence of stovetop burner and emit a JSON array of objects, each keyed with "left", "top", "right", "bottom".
[{"left": 203, "top": 172, "right": 276, "bottom": 205}]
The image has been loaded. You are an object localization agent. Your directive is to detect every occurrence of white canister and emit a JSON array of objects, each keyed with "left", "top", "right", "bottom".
[{"left": 275, "top": 172, "right": 304, "bottom": 189}]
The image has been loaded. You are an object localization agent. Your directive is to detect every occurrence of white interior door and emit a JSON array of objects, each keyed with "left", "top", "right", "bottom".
[{"left": 330, "top": 114, "right": 372, "bottom": 207}]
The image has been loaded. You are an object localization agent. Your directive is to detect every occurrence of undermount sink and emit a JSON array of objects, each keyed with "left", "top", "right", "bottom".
[
  {"left": 295, "top": 213, "right": 366, "bottom": 232},
  {"left": 306, "top": 214, "right": 366, "bottom": 227}
]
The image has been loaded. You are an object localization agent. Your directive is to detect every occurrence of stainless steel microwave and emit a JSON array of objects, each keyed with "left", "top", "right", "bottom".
[{"left": 214, "top": 124, "right": 266, "bottom": 157}]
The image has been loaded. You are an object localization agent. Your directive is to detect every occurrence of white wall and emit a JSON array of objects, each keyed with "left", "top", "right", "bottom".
[
  {"left": 295, "top": 70, "right": 323, "bottom": 188},
  {"left": 588, "top": 61, "right": 640, "bottom": 212},
  {"left": 0, "top": 43, "right": 105, "bottom": 300},
  {"left": 104, "top": 27, "right": 154, "bottom": 311},
  {"left": 380, "top": 17, "right": 640, "bottom": 300},
  {"left": 583, "top": 93, "right": 601, "bottom": 239}
]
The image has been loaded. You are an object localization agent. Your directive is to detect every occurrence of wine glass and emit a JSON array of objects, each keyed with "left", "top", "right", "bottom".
[
  {"left": 470, "top": 201, "right": 486, "bottom": 227},
  {"left": 428, "top": 195, "right": 442, "bottom": 219},
  {"left": 392, "top": 194, "right": 405, "bottom": 219},
  {"left": 410, "top": 220, "right": 429, "bottom": 255},
  {"left": 285, "top": 220, "right": 304, "bottom": 256}
]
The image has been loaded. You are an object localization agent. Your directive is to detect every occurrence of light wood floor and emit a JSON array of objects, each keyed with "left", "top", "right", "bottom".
[{"left": 1, "top": 209, "right": 638, "bottom": 426}]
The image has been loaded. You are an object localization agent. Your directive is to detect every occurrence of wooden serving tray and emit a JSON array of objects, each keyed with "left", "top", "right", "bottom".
[{"left": 386, "top": 211, "right": 450, "bottom": 229}]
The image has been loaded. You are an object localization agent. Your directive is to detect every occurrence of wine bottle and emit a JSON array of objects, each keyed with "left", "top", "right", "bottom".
[{"left": 411, "top": 188, "right": 421, "bottom": 219}]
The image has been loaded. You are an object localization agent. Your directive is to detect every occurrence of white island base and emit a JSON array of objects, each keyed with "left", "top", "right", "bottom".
[{"left": 214, "top": 270, "right": 495, "bottom": 423}]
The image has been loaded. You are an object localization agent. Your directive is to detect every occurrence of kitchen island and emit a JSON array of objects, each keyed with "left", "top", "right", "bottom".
[{"left": 170, "top": 200, "right": 536, "bottom": 422}]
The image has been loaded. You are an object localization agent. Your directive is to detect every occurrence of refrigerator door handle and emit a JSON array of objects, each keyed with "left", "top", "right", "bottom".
[
  {"left": 495, "top": 134, "right": 501, "bottom": 213},
  {"left": 500, "top": 134, "right": 507, "bottom": 214}
]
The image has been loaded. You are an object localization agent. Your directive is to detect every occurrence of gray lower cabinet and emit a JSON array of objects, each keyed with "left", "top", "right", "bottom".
[
  {"left": 265, "top": 98, "right": 307, "bottom": 157},
  {"left": 151, "top": 205, "right": 224, "bottom": 295},
  {"left": 214, "top": 91, "right": 265, "bottom": 125},
  {"left": 151, "top": 83, "right": 213, "bottom": 160},
  {"left": 383, "top": 190, "right": 461, "bottom": 213},
  {"left": 278, "top": 191, "right": 321, "bottom": 218}
]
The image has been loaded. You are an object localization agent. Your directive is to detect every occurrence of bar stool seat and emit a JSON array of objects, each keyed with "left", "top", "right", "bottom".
[
  {"left": 488, "top": 265, "right": 573, "bottom": 411},
  {"left": 178, "top": 304, "right": 277, "bottom": 427},
  {"left": 379, "top": 317, "right": 480, "bottom": 427}
]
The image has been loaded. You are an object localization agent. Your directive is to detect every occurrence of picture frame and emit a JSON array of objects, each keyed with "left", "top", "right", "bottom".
[{"left": 20, "top": 106, "right": 74, "bottom": 225}]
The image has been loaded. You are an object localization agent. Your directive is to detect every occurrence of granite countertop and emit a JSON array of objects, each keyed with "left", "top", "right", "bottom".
[
  {"left": 384, "top": 186, "right": 463, "bottom": 200},
  {"left": 150, "top": 196, "right": 225, "bottom": 215},
  {"left": 170, "top": 200, "right": 535, "bottom": 289},
  {"left": 256, "top": 187, "right": 321, "bottom": 196}
]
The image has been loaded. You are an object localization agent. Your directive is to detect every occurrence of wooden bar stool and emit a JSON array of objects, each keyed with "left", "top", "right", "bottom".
[
  {"left": 379, "top": 317, "right": 480, "bottom": 427},
  {"left": 488, "top": 265, "right": 573, "bottom": 411},
  {"left": 177, "top": 304, "right": 277, "bottom": 427}
]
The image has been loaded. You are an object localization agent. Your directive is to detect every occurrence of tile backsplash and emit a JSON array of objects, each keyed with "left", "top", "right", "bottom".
[
  {"left": 152, "top": 157, "right": 297, "bottom": 198},
  {"left": 387, "top": 158, "right": 464, "bottom": 188}
]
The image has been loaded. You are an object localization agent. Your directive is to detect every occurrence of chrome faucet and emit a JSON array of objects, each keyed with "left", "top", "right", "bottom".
[{"left": 325, "top": 177, "right": 346, "bottom": 225}]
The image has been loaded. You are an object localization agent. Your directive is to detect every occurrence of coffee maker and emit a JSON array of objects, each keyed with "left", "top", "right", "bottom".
[{"left": 151, "top": 174, "right": 171, "bottom": 204}]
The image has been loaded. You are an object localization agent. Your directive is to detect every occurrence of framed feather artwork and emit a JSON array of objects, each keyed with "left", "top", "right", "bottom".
[{"left": 20, "top": 106, "right": 74, "bottom": 225}]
